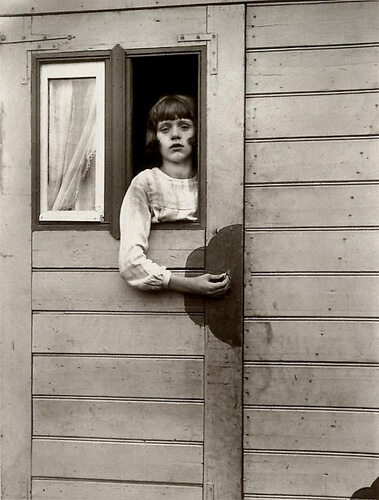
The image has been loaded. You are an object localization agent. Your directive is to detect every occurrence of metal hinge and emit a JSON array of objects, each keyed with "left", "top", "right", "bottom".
[
  {"left": 0, "top": 33, "right": 74, "bottom": 44},
  {"left": 177, "top": 32, "right": 218, "bottom": 75}
]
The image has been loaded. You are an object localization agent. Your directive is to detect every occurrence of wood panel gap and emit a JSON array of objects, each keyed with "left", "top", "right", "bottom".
[
  {"left": 245, "top": 135, "right": 379, "bottom": 143},
  {"left": 32, "top": 353, "right": 204, "bottom": 360},
  {"left": 244, "top": 316, "right": 379, "bottom": 321},
  {"left": 33, "top": 396, "right": 204, "bottom": 403},
  {"left": 244, "top": 226, "right": 379, "bottom": 231},
  {"left": 31, "top": 476, "right": 204, "bottom": 488},
  {"left": 246, "top": 41, "right": 379, "bottom": 53},
  {"left": 32, "top": 436, "right": 204, "bottom": 446},
  {"left": 243, "top": 450, "right": 379, "bottom": 459},
  {"left": 243, "top": 405, "right": 379, "bottom": 413},
  {"left": 244, "top": 361, "right": 379, "bottom": 368},
  {"left": 246, "top": 89, "right": 379, "bottom": 98},
  {"left": 245, "top": 181, "right": 379, "bottom": 187}
]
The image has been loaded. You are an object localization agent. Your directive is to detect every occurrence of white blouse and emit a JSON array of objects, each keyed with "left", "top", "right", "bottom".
[{"left": 119, "top": 167, "right": 198, "bottom": 290}]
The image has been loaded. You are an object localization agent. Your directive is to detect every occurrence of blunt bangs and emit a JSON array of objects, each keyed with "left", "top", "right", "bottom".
[{"left": 148, "top": 95, "right": 197, "bottom": 130}]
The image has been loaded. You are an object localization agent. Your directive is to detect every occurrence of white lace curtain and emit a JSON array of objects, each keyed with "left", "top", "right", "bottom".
[{"left": 48, "top": 78, "right": 96, "bottom": 211}]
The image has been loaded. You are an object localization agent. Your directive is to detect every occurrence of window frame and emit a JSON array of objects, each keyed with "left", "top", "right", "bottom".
[
  {"left": 32, "top": 50, "right": 114, "bottom": 232},
  {"left": 32, "top": 45, "right": 206, "bottom": 235},
  {"left": 38, "top": 61, "right": 106, "bottom": 222},
  {"left": 125, "top": 45, "right": 207, "bottom": 230}
]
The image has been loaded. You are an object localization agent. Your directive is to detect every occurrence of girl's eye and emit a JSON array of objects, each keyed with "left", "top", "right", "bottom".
[
  {"left": 180, "top": 125, "right": 190, "bottom": 131},
  {"left": 159, "top": 127, "right": 170, "bottom": 133}
]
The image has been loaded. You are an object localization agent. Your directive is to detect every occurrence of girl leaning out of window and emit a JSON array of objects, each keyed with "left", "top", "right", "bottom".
[{"left": 119, "top": 94, "right": 230, "bottom": 297}]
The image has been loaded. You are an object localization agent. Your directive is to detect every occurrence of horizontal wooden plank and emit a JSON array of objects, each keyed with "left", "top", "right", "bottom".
[
  {"left": 32, "top": 438, "right": 203, "bottom": 484},
  {"left": 33, "top": 399, "right": 203, "bottom": 441},
  {"left": 33, "top": 313, "right": 205, "bottom": 355},
  {"left": 244, "top": 453, "right": 379, "bottom": 497},
  {"left": 244, "top": 321, "right": 379, "bottom": 363},
  {"left": 32, "top": 230, "right": 204, "bottom": 269},
  {"left": 245, "top": 139, "right": 379, "bottom": 184},
  {"left": 245, "top": 185, "right": 379, "bottom": 228},
  {"left": 0, "top": 0, "right": 240, "bottom": 16},
  {"left": 246, "top": 2, "right": 379, "bottom": 49},
  {"left": 246, "top": 47, "right": 379, "bottom": 94},
  {"left": 33, "top": 356, "right": 203, "bottom": 399},
  {"left": 244, "top": 365, "right": 379, "bottom": 408},
  {"left": 245, "top": 275, "right": 379, "bottom": 318},
  {"left": 32, "top": 271, "right": 204, "bottom": 313},
  {"left": 246, "top": 93, "right": 379, "bottom": 139},
  {"left": 32, "top": 480, "right": 202, "bottom": 500},
  {"left": 244, "top": 408, "right": 379, "bottom": 454},
  {"left": 30, "top": 8, "right": 206, "bottom": 50},
  {"left": 245, "top": 231, "right": 379, "bottom": 272}
]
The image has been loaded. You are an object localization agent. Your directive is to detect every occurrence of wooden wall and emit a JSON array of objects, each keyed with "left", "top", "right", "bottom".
[
  {"left": 244, "top": 1, "right": 379, "bottom": 499},
  {"left": 29, "top": 7, "right": 207, "bottom": 500}
]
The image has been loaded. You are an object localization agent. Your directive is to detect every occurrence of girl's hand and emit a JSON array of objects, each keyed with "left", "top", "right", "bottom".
[{"left": 168, "top": 272, "right": 231, "bottom": 297}]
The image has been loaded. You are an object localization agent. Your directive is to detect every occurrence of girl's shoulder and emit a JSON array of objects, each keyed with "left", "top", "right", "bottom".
[{"left": 130, "top": 167, "right": 158, "bottom": 189}]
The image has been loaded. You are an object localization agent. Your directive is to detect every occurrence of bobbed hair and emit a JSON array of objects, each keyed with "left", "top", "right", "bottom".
[{"left": 145, "top": 94, "right": 197, "bottom": 167}]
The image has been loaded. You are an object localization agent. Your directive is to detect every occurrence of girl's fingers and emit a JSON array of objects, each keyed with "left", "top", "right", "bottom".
[
  {"left": 209, "top": 275, "right": 230, "bottom": 295},
  {"left": 209, "top": 272, "right": 227, "bottom": 282}
]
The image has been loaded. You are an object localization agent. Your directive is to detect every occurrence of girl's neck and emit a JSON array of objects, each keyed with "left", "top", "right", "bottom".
[{"left": 160, "top": 159, "right": 195, "bottom": 179}]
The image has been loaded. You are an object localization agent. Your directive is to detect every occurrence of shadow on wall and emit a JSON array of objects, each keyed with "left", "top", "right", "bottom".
[
  {"left": 184, "top": 224, "right": 243, "bottom": 347},
  {"left": 351, "top": 477, "right": 379, "bottom": 499}
]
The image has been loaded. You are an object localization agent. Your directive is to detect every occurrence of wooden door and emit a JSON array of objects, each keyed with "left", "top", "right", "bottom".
[{"left": 0, "top": 5, "right": 245, "bottom": 500}]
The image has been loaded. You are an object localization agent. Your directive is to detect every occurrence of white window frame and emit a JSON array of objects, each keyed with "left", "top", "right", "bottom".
[{"left": 39, "top": 61, "right": 105, "bottom": 222}]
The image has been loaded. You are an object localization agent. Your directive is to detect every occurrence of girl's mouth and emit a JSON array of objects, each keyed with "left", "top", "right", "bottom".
[{"left": 170, "top": 143, "right": 183, "bottom": 149}]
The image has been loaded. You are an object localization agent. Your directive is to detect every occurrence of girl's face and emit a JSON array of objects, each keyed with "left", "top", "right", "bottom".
[{"left": 156, "top": 118, "right": 195, "bottom": 164}]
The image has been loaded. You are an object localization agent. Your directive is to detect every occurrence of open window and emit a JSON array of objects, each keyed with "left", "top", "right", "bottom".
[{"left": 126, "top": 48, "right": 206, "bottom": 229}]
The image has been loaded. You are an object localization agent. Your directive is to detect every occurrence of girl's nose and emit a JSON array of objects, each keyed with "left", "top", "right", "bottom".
[{"left": 171, "top": 126, "right": 181, "bottom": 139}]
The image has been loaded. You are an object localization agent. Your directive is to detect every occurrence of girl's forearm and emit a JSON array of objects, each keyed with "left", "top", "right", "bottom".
[{"left": 167, "top": 274, "right": 198, "bottom": 293}]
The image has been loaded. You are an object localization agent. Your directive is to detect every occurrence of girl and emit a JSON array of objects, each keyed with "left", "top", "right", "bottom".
[{"left": 119, "top": 94, "right": 230, "bottom": 297}]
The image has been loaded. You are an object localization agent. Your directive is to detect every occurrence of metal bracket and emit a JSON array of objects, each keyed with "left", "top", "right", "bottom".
[
  {"left": 178, "top": 32, "right": 218, "bottom": 75},
  {"left": 205, "top": 482, "right": 215, "bottom": 500}
]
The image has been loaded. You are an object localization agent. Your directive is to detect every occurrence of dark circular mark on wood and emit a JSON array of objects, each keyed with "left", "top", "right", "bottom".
[
  {"left": 185, "top": 224, "right": 243, "bottom": 347},
  {"left": 351, "top": 477, "right": 379, "bottom": 499}
]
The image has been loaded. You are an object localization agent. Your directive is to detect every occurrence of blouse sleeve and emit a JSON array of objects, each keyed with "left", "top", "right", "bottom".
[{"left": 118, "top": 176, "right": 171, "bottom": 291}]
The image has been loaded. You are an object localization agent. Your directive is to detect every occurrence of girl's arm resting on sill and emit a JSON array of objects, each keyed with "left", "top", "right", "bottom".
[{"left": 119, "top": 178, "right": 171, "bottom": 291}]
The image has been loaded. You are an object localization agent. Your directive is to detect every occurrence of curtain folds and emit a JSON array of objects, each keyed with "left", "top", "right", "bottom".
[{"left": 48, "top": 78, "right": 96, "bottom": 211}]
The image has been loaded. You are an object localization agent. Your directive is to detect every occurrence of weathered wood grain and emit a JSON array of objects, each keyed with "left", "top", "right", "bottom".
[
  {"left": 246, "top": 93, "right": 379, "bottom": 139},
  {"left": 244, "top": 452, "right": 379, "bottom": 497},
  {"left": 244, "top": 364, "right": 379, "bottom": 408},
  {"left": 245, "top": 185, "right": 379, "bottom": 228},
  {"left": 32, "top": 480, "right": 202, "bottom": 500},
  {"left": 204, "top": 5, "right": 245, "bottom": 500},
  {"left": 244, "top": 321, "right": 379, "bottom": 363},
  {"left": 246, "top": 47, "right": 379, "bottom": 94},
  {"left": 29, "top": 7, "right": 206, "bottom": 50},
  {"left": 32, "top": 271, "right": 204, "bottom": 312},
  {"left": 0, "top": 43, "right": 32, "bottom": 499},
  {"left": 245, "top": 275, "right": 379, "bottom": 318},
  {"left": 32, "top": 438, "right": 203, "bottom": 484},
  {"left": 32, "top": 229, "right": 205, "bottom": 269},
  {"left": 33, "top": 398, "right": 203, "bottom": 441},
  {"left": 244, "top": 408, "right": 379, "bottom": 454},
  {"left": 33, "top": 313, "right": 204, "bottom": 355},
  {"left": 245, "top": 139, "right": 379, "bottom": 184},
  {"left": 245, "top": 231, "right": 379, "bottom": 272},
  {"left": 246, "top": 2, "right": 379, "bottom": 49},
  {"left": 33, "top": 356, "right": 203, "bottom": 398},
  {"left": 1, "top": 0, "right": 243, "bottom": 16}
]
